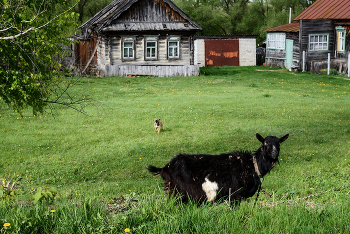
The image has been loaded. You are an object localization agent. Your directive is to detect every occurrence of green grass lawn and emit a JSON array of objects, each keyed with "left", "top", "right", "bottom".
[{"left": 1, "top": 66, "right": 350, "bottom": 233}]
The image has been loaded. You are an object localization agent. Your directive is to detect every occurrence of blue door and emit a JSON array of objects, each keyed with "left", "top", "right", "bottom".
[{"left": 285, "top": 39, "right": 293, "bottom": 69}]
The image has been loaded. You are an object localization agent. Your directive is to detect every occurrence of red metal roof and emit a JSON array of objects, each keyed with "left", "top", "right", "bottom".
[
  {"left": 264, "top": 22, "right": 300, "bottom": 32},
  {"left": 294, "top": 0, "right": 350, "bottom": 20}
]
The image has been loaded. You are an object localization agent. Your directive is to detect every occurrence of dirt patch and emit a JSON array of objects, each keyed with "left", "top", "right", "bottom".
[
  {"left": 259, "top": 201, "right": 324, "bottom": 208},
  {"left": 106, "top": 197, "right": 138, "bottom": 215},
  {"left": 255, "top": 70, "right": 282, "bottom": 72}
]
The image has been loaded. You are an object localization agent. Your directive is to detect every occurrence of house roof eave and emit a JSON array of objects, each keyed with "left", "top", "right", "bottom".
[
  {"left": 79, "top": 0, "right": 202, "bottom": 38},
  {"left": 264, "top": 22, "right": 300, "bottom": 33}
]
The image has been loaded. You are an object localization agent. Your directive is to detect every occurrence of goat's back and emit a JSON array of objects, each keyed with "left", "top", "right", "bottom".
[{"left": 149, "top": 151, "right": 258, "bottom": 202}]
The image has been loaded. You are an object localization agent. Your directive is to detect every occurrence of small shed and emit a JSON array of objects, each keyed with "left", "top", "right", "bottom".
[
  {"left": 75, "top": 0, "right": 202, "bottom": 77},
  {"left": 194, "top": 35, "right": 258, "bottom": 67}
]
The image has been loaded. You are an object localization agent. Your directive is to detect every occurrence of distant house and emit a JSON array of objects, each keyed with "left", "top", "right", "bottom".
[
  {"left": 264, "top": 0, "right": 350, "bottom": 73},
  {"left": 75, "top": 0, "right": 202, "bottom": 77}
]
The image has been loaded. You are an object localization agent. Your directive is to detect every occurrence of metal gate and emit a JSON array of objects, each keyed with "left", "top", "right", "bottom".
[
  {"left": 256, "top": 47, "right": 265, "bottom": 66},
  {"left": 205, "top": 39, "right": 239, "bottom": 66}
]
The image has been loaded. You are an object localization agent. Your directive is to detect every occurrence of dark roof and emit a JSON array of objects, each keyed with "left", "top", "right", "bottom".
[
  {"left": 264, "top": 22, "right": 300, "bottom": 32},
  {"left": 294, "top": 0, "right": 350, "bottom": 20},
  {"left": 80, "top": 0, "right": 202, "bottom": 37}
]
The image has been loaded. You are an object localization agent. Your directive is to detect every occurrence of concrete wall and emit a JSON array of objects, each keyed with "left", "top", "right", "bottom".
[
  {"left": 194, "top": 39, "right": 205, "bottom": 67},
  {"left": 239, "top": 38, "right": 256, "bottom": 66}
]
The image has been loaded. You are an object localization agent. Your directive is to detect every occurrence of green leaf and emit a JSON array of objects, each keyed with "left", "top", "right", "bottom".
[
  {"left": 33, "top": 187, "right": 43, "bottom": 203},
  {"left": 49, "top": 187, "right": 58, "bottom": 195}
]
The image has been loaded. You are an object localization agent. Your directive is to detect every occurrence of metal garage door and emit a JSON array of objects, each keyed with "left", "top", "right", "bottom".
[{"left": 205, "top": 39, "right": 239, "bottom": 66}]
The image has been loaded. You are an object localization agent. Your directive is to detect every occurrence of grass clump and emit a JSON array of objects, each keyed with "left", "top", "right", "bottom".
[
  {"left": 113, "top": 194, "right": 350, "bottom": 233},
  {"left": 0, "top": 199, "right": 113, "bottom": 234}
]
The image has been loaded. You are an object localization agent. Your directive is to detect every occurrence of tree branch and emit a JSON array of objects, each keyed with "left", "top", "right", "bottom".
[{"left": 0, "top": 0, "right": 79, "bottom": 40}]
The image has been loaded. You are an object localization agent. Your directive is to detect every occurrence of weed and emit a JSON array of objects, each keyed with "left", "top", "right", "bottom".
[
  {"left": 0, "top": 180, "right": 16, "bottom": 204},
  {"left": 32, "top": 187, "right": 59, "bottom": 204}
]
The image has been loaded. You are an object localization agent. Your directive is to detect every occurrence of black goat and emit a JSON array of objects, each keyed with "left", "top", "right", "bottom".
[{"left": 148, "top": 133, "right": 289, "bottom": 204}]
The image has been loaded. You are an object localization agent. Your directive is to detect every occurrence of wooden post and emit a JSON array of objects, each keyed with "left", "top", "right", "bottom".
[
  {"left": 302, "top": 51, "right": 305, "bottom": 72},
  {"left": 348, "top": 53, "right": 350, "bottom": 77},
  {"left": 327, "top": 53, "right": 330, "bottom": 75},
  {"left": 228, "top": 188, "right": 231, "bottom": 204}
]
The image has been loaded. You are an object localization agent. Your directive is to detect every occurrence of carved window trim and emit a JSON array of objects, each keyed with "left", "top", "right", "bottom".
[
  {"left": 167, "top": 36, "right": 180, "bottom": 60},
  {"left": 144, "top": 36, "right": 158, "bottom": 61},
  {"left": 122, "top": 37, "right": 135, "bottom": 61},
  {"left": 336, "top": 26, "right": 346, "bottom": 54}
]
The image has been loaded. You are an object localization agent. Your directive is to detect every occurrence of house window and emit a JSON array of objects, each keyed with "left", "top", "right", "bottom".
[
  {"left": 267, "top": 33, "right": 285, "bottom": 50},
  {"left": 336, "top": 26, "right": 346, "bottom": 53},
  {"left": 145, "top": 37, "right": 158, "bottom": 60},
  {"left": 309, "top": 34, "right": 328, "bottom": 51},
  {"left": 168, "top": 37, "right": 180, "bottom": 59},
  {"left": 146, "top": 41, "right": 157, "bottom": 58},
  {"left": 122, "top": 37, "right": 135, "bottom": 60}
]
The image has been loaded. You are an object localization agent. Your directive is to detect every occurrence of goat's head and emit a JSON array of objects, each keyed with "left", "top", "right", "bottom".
[{"left": 256, "top": 133, "right": 289, "bottom": 160}]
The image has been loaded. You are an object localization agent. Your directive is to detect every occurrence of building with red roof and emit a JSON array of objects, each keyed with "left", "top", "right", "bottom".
[{"left": 264, "top": 0, "right": 350, "bottom": 73}]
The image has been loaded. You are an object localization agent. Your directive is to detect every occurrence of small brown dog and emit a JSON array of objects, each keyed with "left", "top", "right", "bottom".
[{"left": 154, "top": 119, "right": 163, "bottom": 133}]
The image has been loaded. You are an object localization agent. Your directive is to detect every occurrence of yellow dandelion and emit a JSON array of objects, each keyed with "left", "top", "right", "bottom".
[
  {"left": 125, "top": 228, "right": 130, "bottom": 233},
  {"left": 3, "top": 223, "right": 10, "bottom": 227},
  {"left": 50, "top": 210, "right": 55, "bottom": 213}
]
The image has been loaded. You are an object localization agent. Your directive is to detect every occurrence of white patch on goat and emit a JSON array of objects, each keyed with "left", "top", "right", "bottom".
[{"left": 202, "top": 177, "right": 218, "bottom": 201}]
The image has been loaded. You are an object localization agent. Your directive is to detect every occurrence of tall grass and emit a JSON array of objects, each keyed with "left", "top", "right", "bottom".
[
  {"left": 0, "top": 199, "right": 113, "bottom": 233},
  {"left": 118, "top": 194, "right": 350, "bottom": 233},
  {"left": 1, "top": 66, "right": 350, "bottom": 233},
  {"left": 2, "top": 194, "right": 350, "bottom": 233}
]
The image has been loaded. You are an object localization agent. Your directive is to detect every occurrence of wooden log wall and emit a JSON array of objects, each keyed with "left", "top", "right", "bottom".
[
  {"left": 103, "top": 65, "right": 199, "bottom": 77},
  {"left": 286, "top": 32, "right": 300, "bottom": 67},
  {"left": 300, "top": 19, "right": 334, "bottom": 61},
  {"left": 266, "top": 48, "right": 286, "bottom": 60},
  {"left": 102, "top": 35, "right": 190, "bottom": 66}
]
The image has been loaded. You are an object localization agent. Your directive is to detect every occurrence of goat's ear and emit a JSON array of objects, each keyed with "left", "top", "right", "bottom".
[
  {"left": 256, "top": 133, "right": 265, "bottom": 143},
  {"left": 279, "top": 134, "right": 289, "bottom": 143}
]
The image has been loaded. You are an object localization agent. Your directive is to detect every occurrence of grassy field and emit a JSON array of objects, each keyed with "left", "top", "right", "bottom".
[{"left": 1, "top": 66, "right": 350, "bottom": 233}]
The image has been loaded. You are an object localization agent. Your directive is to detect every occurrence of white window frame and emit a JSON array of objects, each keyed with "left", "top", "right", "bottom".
[
  {"left": 122, "top": 37, "right": 135, "bottom": 60},
  {"left": 145, "top": 36, "right": 158, "bottom": 60},
  {"left": 267, "top": 33, "right": 285, "bottom": 50},
  {"left": 309, "top": 34, "right": 329, "bottom": 51},
  {"left": 336, "top": 26, "right": 346, "bottom": 54},
  {"left": 168, "top": 36, "right": 180, "bottom": 59}
]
